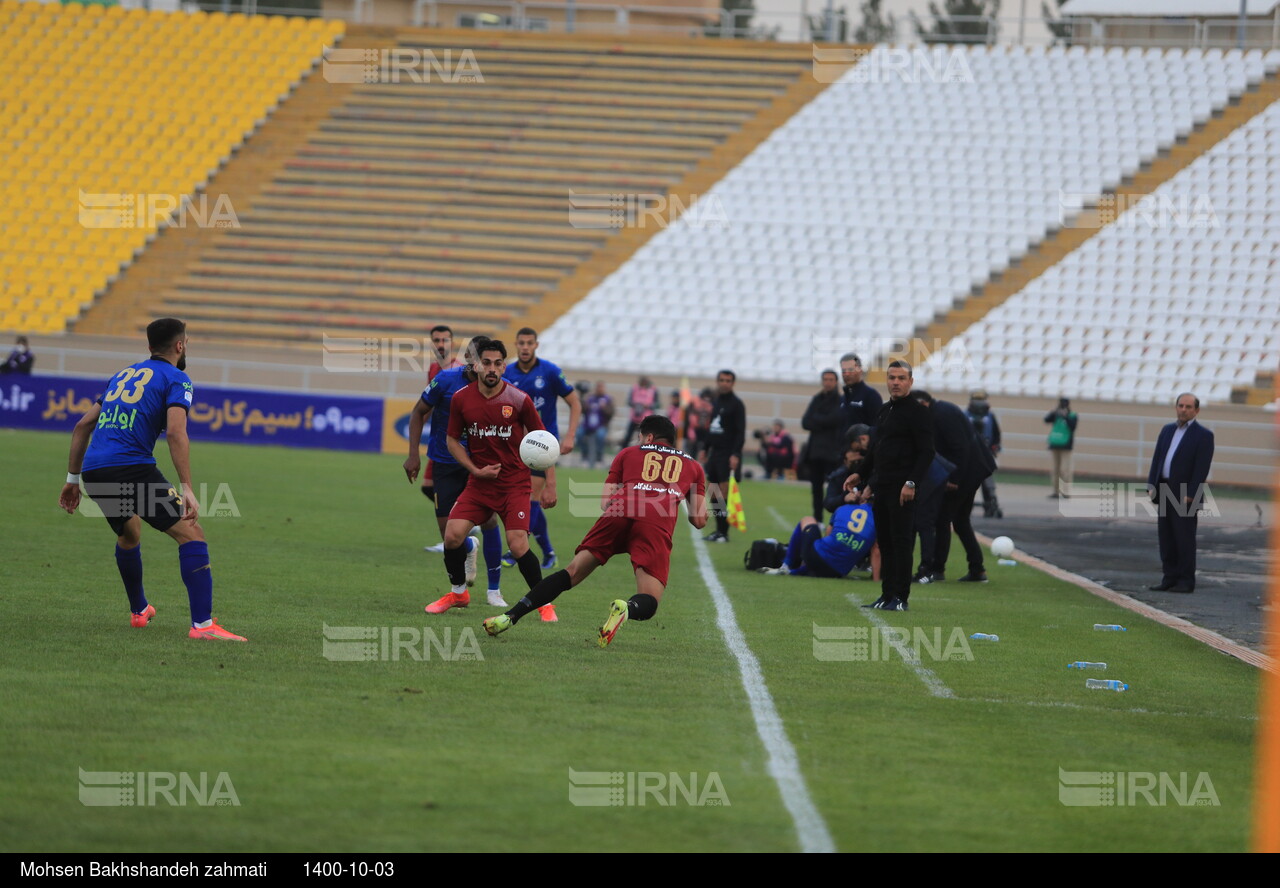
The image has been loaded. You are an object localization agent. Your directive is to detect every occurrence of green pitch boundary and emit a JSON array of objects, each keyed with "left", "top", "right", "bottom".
[{"left": 975, "top": 532, "right": 1275, "bottom": 675}]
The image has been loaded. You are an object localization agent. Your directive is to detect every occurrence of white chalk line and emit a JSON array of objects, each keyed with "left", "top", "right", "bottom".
[{"left": 693, "top": 526, "right": 835, "bottom": 853}]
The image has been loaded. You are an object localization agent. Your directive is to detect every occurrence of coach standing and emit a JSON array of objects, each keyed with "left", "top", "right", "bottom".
[
  {"left": 801, "top": 369, "right": 845, "bottom": 521},
  {"left": 846, "top": 361, "right": 933, "bottom": 611},
  {"left": 702, "top": 369, "right": 745, "bottom": 544},
  {"left": 1146, "top": 393, "right": 1214, "bottom": 594}
]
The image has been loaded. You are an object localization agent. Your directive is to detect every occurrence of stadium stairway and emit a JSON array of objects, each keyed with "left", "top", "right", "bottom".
[
  {"left": 93, "top": 29, "right": 824, "bottom": 348},
  {"left": 914, "top": 70, "right": 1280, "bottom": 405},
  {"left": 77, "top": 27, "right": 391, "bottom": 339}
]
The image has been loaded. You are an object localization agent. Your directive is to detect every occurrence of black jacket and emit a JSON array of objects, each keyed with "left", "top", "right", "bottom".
[
  {"left": 929, "top": 399, "right": 992, "bottom": 489},
  {"left": 859, "top": 395, "right": 934, "bottom": 490},
  {"left": 823, "top": 462, "right": 857, "bottom": 514},
  {"left": 841, "top": 381, "right": 883, "bottom": 429},
  {"left": 705, "top": 392, "right": 745, "bottom": 459},
  {"left": 801, "top": 389, "right": 845, "bottom": 464}
]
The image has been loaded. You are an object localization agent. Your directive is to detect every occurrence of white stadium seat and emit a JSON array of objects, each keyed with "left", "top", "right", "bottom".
[
  {"left": 542, "top": 46, "right": 1275, "bottom": 395},
  {"left": 923, "top": 101, "right": 1280, "bottom": 403}
]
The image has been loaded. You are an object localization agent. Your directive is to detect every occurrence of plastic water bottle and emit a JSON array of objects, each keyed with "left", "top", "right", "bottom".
[
  {"left": 1068, "top": 662, "right": 1107, "bottom": 670},
  {"left": 1093, "top": 624, "right": 1127, "bottom": 632},
  {"left": 997, "top": 558, "right": 1017, "bottom": 566},
  {"left": 1086, "top": 678, "right": 1128, "bottom": 691},
  {"left": 969, "top": 633, "right": 999, "bottom": 641}
]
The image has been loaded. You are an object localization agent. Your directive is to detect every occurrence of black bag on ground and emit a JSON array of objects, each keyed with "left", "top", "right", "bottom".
[{"left": 744, "top": 539, "right": 787, "bottom": 571}]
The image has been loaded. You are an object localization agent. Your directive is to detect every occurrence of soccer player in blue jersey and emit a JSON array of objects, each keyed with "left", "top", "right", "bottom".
[
  {"left": 57, "top": 318, "right": 245, "bottom": 641},
  {"left": 499, "top": 328, "right": 581, "bottom": 619},
  {"left": 759, "top": 503, "right": 879, "bottom": 580},
  {"left": 403, "top": 337, "right": 506, "bottom": 607}
]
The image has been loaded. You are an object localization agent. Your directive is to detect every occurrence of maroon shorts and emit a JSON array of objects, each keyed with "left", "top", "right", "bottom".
[
  {"left": 421, "top": 459, "right": 435, "bottom": 487},
  {"left": 449, "top": 481, "right": 531, "bottom": 532},
  {"left": 577, "top": 516, "right": 674, "bottom": 587}
]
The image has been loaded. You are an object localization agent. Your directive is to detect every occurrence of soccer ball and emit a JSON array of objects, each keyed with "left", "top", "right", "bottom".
[
  {"left": 519, "top": 430, "right": 560, "bottom": 471},
  {"left": 990, "top": 536, "right": 1015, "bottom": 558}
]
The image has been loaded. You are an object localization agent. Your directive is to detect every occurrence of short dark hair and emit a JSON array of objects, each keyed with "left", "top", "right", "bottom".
[
  {"left": 516, "top": 327, "right": 537, "bottom": 339},
  {"left": 1176, "top": 392, "right": 1200, "bottom": 409},
  {"left": 429, "top": 324, "right": 452, "bottom": 336},
  {"left": 462, "top": 337, "right": 490, "bottom": 364},
  {"left": 846, "top": 423, "right": 871, "bottom": 442},
  {"left": 638, "top": 414, "right": 677, "bottom": 445},
  {"left": 15, "top": 335, "right": 28, "bottom": 347},
  {"left": 479, "top": 339, "right": 507, "bottom": 360},
  {"left": 887, "top": 359, "right": 912, "bottom": 376},
  {"left": 717, "top": 369, "right": 736, "bottom": 382},
  {"left": 840, "top": 352, "right": 861, "bottom": 365},
  {"left": 913, "top": 390, "right": 933, "bottom": 405},
  {"left": 821, "top": 369, "right": 837, "bottom": 379},
  {"left": 147, "top": 318, "right": 186, "bottom": 353}
]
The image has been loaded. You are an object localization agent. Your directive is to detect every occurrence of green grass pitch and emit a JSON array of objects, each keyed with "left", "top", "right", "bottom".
[{"left": 0, "top": 428, "right": 1259, "bottom": 852}]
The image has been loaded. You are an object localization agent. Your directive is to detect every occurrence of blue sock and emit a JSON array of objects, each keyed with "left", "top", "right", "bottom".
[
  {"left": 483, "top": 525, "right": 502, "bottom": 591},
  {"left": 178, "top": 540, "right": 213, "bottom": 626},
  {"left": 783, "top": 524, "right": 804, "bottom": 569},
  {"left": 115, "top": 544, "right": 147, "bottom": 614},
  {"left": 530, "top": 502, "right": 553, "bottom": 556}
]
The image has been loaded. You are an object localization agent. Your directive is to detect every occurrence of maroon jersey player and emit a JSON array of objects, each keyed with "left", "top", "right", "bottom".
[
  {"left": 425, "top": 338, "right": 552, "bottom": 615},
  {"left": 483, "top": 414, "right": 707, "bottom": 646}
]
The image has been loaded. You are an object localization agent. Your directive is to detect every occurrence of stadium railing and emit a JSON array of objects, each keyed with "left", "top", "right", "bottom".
[
  {"left": 47, "top": 1, "right": 1280, "bottom": 47},
  {"left": 25, "top": 343, "right": 1276, "bottom": 487}
]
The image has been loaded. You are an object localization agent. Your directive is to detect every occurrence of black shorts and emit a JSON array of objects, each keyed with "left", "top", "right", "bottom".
[
  {"left": 432, "top": 461, "right": 470, "bottom": 519},
  {"left": 704, "top": 451, "right": 735, "bottom": 485},
  {"left": 82, "top": 464, "right": 183, "bottom": 536}
]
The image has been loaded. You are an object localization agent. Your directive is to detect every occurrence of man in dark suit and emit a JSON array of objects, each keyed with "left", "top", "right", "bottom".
[
  {"left": 912, "top": 391, "right": 995, "bottom": 584},
  {"left": 1145, "top": 393, "right": 1214, "bottom": 594}
]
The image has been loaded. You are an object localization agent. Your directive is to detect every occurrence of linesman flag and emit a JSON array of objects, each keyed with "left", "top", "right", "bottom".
[{"left": 727, "top": 476, "right": 747, "bottom": 533}]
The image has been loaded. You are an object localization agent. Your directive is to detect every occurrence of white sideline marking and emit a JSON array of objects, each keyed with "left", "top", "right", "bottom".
[
  {"left": 846, "top": 594, "right": 957, "bottom": 699},
  {"left": 767, "top": 506, "right": 790, "bottom": 531},
  {"left": 692, "top": 527, "right": 835, "bottom": 854}
]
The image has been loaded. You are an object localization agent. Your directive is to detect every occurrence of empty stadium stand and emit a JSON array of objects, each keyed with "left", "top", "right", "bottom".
[
  {"left": 921, "top": 96, "right": 1280, "bottom": 406},
  {"left": 0, "top": 2, "right": 342, "bottom": 335},
  {"left": 88, "top": 29, "right": 820, "bottom": 346},
  {"left": 541, "top": 45, "right": 1280, "bottom": 399}
]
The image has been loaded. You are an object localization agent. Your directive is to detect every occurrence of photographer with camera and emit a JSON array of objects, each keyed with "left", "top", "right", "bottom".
[
  {"left": 755, "top": 420, "right": 795, "bottom": 480},
  {"left": 966, "top": 390, "right": 1003, "bottom": 518}
]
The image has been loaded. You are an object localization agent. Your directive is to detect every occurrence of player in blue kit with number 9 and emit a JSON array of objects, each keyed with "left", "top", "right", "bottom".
[
  {"left": 57, "top": 318, "right": 245, "bottom": 641},
  {"left": 759, "top": 503, "right": 879, "bottom": 580}
]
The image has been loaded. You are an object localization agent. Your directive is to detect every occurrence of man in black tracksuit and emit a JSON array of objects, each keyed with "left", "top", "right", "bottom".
[
  {"left": 702, "top": 369, "right": 746, "bottom": 543},
  {"left": 845, "top": 361, "right": 933, "bottom": 611},
  {"left": 802, "top": 369, "right": 846, "bottom": 521}
]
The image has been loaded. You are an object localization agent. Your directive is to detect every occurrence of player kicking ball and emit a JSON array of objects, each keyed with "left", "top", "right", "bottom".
[
  {"left": 483, "top": 415, "right": 706, "bottom": 647},
  {"left": 425, "top": 339, "right": 553, "bottom": 615}
]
